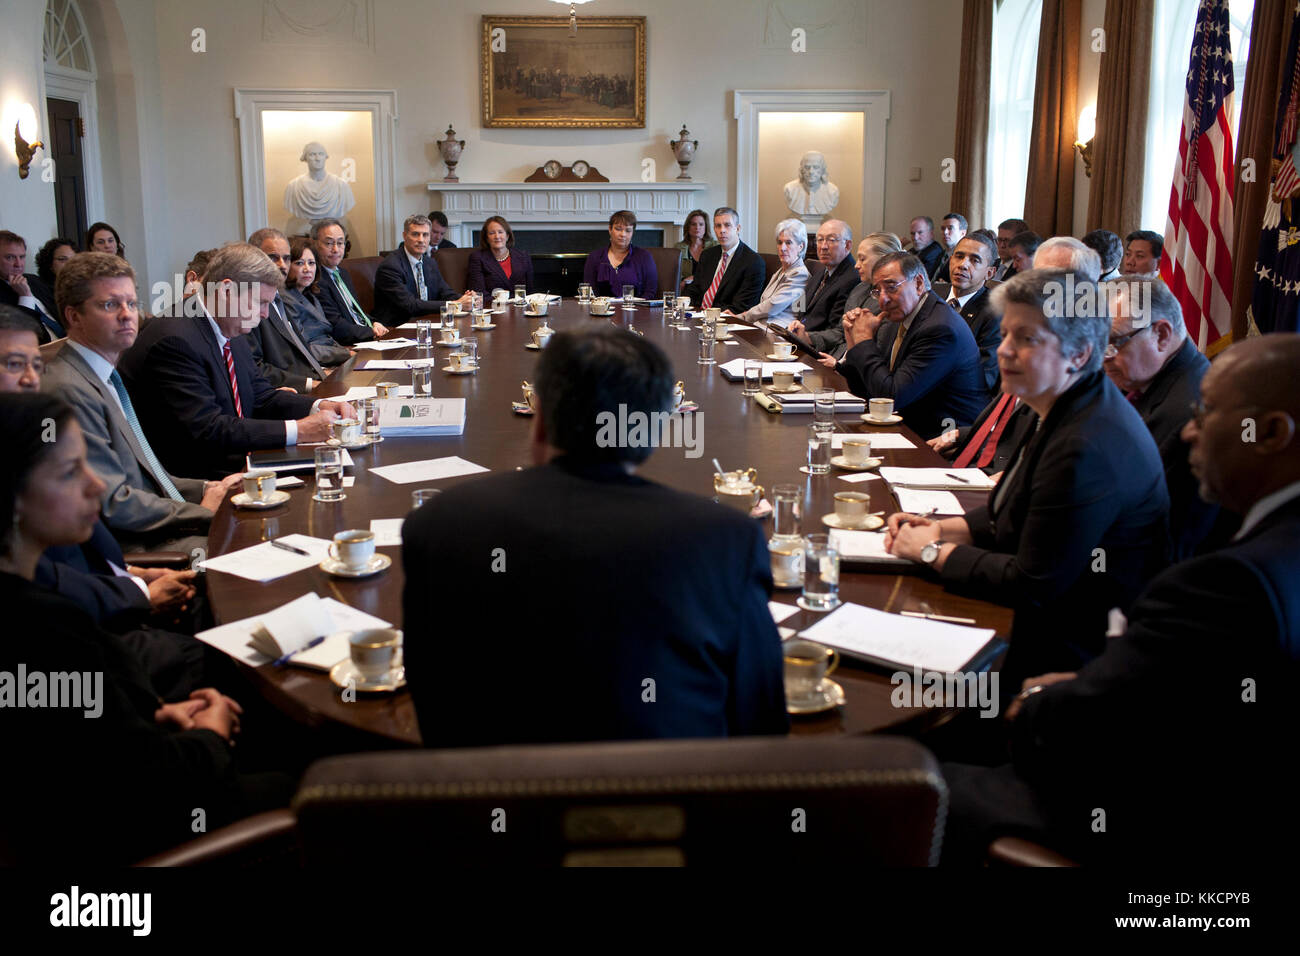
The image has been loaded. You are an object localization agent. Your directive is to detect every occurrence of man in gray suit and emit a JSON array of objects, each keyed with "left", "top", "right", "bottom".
[{"left": 41, "top": 253, "right": 240, "bottom": 553}]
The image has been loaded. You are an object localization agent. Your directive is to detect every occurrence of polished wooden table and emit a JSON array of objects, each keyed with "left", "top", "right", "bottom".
[{"left": 205, "top": 301, "right": 1012, "bottom": 747}]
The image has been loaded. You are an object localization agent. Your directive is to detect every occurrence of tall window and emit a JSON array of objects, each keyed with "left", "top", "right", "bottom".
[
  {"left": 1140, "top": 0, "right": 1253, "bottom": 233},
  {"left": 987, "top": 0, "right": 1043, "bottom": 228}
]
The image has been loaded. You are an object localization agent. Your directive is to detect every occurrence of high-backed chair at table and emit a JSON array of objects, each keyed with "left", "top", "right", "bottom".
[
  {"left": 38, "top": 336, "right": 66, "bottom": 364},
  {"left": 760, "top": 252, "right": 782, "bottom": 282},
  {"left": 134, "top": 810, "right": 301, "bottom": 868},
  {"left": 292, "top": 736, "right": 948, "bottom": 866},
  {"left": 434, "top": 247, "right": 474, "bottom": 294},
  {"left": 338, "top": 256, "right": 383, "bottom": 316},
  {"left": 645, "top": 246, "right": 682, "bottom": 295}
]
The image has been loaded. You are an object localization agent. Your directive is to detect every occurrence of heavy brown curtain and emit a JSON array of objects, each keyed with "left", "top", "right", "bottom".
[
  {"left": 1230, "top": 0, "right": 1292, "bottom": 342},
  {"left": 1084, "top": 0, "right": 1154, "bottom": 236},
  {"left": 951, "top": 0, "right": 994, "bottom": 228},
  {"left": 1024, "top": 0, "right": 1080, "bottom": 237}
]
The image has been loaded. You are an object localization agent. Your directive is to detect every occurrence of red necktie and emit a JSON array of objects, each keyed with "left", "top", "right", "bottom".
[
  {"left": 954, "top": 394, "right": 1018, "bottom": 469},
  {"left": 223, "top": 341, "right": 244, "bottom": 418},
  {"left": 701, "top": 251, "right": 729, "bottom": 309}
]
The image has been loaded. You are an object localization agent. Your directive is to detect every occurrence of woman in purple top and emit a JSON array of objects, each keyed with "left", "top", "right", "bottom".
[{"left": 582, "top": 210, "right": 659, "bottom": 299}]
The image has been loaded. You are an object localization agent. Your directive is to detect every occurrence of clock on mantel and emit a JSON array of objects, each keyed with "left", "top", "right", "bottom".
[{"left": 523, "top": 160, "right": 610, "bottom": 183}]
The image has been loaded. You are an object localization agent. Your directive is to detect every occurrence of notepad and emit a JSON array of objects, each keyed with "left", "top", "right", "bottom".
[
  {"left": 718, "top": 359, "right": 805, "bottom": 380},
  {"left": 833, "top": 432, "right": 915, "bottom": 450},
  {"left": 827, "top": 530, "right": 913, "bottom": 566},
  {"left": 340, "top": 385, "right": 414, "bottom": 401},
  {"left": 878, "top": 467, "right": 995, "bottom": 490},
  {"left": 196, "top": 534, "right": 331, "bottom": 582},
  {"left": 356, "top": 359, "right": 418, "bottom": 370},
  {"left": 195, "top": 594, "right": 393, "bottom": 670},
  {"left": 893, "top": 489, "right": 965, "bottom": 515},
  {"left": 799, "top": 602, "right": 998, "bottom": 674}
]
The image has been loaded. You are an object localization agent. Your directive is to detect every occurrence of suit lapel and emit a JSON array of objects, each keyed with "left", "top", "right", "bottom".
[
  {"left": 64, "top": 347, "right": 169, "bottom": 490},
  {"left": 195, "top": 318, "right": 242, "bottom": 414}
]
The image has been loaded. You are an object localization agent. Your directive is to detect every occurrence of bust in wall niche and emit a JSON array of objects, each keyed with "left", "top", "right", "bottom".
[
  {"left": 783, "top": 150, "right": 840, "bottom": 217},
  {"left": 284, "top": 141, "right": 356, "bottom": 237}
]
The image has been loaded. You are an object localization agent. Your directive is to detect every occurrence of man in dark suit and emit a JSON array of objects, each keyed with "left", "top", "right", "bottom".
[
  {"left": 1104, "top": 276, "right": 1220, "bottom": 558},
  {"left": 907, "top": 216, "right": 945, "bottom": 279},
  {"left": 0, "top": 229, "right": 64, "bottom": 342},
  {"left": 311, "top": 219, "right": 385, "bottom": 345},
  {"left": 991, "top": 218, "right": 1029, "bottom": 281},
  {"left": 403, "top": 324, "right": 789, "bottom": 748},
  {"left": 942, "top": 334, "right": 1300, "bottom": 865},
  {"left": 933, "top": 213, "right": 968, "bottom": 283},
  {"left": 682, "top": 207, "right": 765, "bottom": 315},
  {"left": 840, "top": 252, "right": 988, "bottom": 438},
  {"left": 427, "top": 211, "right": 456, "bottom": 249},
  {"left": 373, "top": 214, "right": 472, "bottom": 325},
  {"left": 246, "top": 228, "right": 327, "bottom": 394},
  {"left": 118, "top": 243, "right": 353, "bottom": 478},
  {"left": 934, "top": 233, "right": 1001, "bottom": 397},
  {"left": 786, "top": 219, "right": 859, "bottom": 352}
]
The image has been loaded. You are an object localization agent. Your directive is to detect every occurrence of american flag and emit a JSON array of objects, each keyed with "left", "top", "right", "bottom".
[{"left": 1160, "top": 0, "right": 1236, "bottom": 353}]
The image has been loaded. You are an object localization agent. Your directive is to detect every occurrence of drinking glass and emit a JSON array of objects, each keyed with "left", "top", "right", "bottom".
[
  {"left": 514, "top": 285, "right": 527, "bottom": 303},
  {"left": 674, "top": 301, "right": 692, "bottom": 330},
  {"left": 411, "top": 488, "right": 441, "bottom": 509},
  {"left": 801, "top": 533, "right": 841, "bottom": 611},
  {"left": 622, "top": 284, "right": 636, "bottom": 312},
  {"left": 813, "top": 387, "right": 837, "bottom": 427},
  {"left": 442, "top": 316, "right": 458, "bottom": 342},
  {"left": 771, "top": 483, "right": 802, "bottom": 541},
  {"left": 460, "top": 339, "right": 478, "bottom": 367},
  {"left": 742, "top": 359, "right": 763, "bottom": 396},
  {"left": 663, "top": 291, "right": 676, "bottom": 318},
  {"left": 806, "top": 423, "right": 831, "bottom": 474},
  {"left": 359, "top": 398, "right": 382, "bottom": 443},
  {"left": 313, "top": 446, "right": 345, "bottom": 502},
  {"left": 416, "top": 319, "right": 434, "bottom": 355},
  {"left": 470, "top": 291, "right": 483, "bottom": 312},
  {"left": 697, "top": 331, "right": 717, "bottom": 366},
  {"left": 578, "top": 283, "right": 592, "bottom": 302},
  {"left": 411, "top": 363, "right": 432, "bottom": 397},
  {"left": 439, "top": 301, "right": 451, "bottom": 326}
]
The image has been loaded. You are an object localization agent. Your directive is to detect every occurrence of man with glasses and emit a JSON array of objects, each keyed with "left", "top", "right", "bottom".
[
  {"left": 787, "top": 219, "right": 858, "bottom": 351},
  {"left": 0, "top": 306, "right": 44, "bottom": 392},
  {"left": 1103, "top": 276, "right": 1219, "bottom": 557},
  {"left": 311, "top": 218, "right": 388, "bottom": 345}
]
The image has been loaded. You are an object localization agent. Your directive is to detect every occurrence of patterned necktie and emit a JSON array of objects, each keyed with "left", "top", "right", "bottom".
[
  {"left": 889, "top": 322, "right": 907, "bottom": 370},
  {"left": 331, "top": 268, "right": 373, "bottom": 327},
  {"left": 701, "top": 251, "right": 730, "bottom": 309},
  {"left": 223, "top": 341, "right": 244, "bottom": 417},
  {"left": 413, "top": 258, "right": 428, "bottom": 299},
  {"left": 108, "top": 370, "right": 184, "bottom": 501}
]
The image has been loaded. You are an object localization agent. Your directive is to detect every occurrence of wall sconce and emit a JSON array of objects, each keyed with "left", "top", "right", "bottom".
[
  {"left": 14, "top": 121, "right": 43, "bottom": 179},
  {"left": 1074, "top": 104, "right": 1096, "bottom": 178}
]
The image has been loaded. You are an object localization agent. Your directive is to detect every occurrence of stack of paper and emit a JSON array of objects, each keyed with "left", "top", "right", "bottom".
[
  {"left": 376, "top": 398, "right": 466, "bottom": 436},
  {"left": 196, "top": 594, "right": 393, "bottom": 670},
  {"left": 827, "top": 529, "right": 913, "bottom": 566},
  {"left": 894, "top": 488, "right": 965, "bottom": 515},
  {"left": 340, "top": 384, "right": 414, "bottom": 401},
  {"left": 799, "top": 602, "right": 998, "bottom": 673},
  {"left": 354, "top": 338, "right": 416, "bottom": 351},
  {"left": 775, "top": 391, "right": 865, "bottom": 413},
  {"left": 718, "top": 359, "right": 805, "bottom": 381},
  {"left": 833, "top": 432, "right": 915, "bottom": 450},
  {"left": 196, "top": 534, "right": 332, "bottom": 582},
  {"left": 877, "top": 467, "right": 995, "bottom": 491}
]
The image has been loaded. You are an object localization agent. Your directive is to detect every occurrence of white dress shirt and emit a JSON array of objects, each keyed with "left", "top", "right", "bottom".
[{"left": 1234, "top": 480, "right": 1300, "bottom": 541}]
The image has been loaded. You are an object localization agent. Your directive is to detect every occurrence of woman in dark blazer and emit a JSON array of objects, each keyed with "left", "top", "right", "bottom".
[
  {"left": 0, "top": 394, "right": 293, "bottom": 864},
  {"left": 284, "top": 237, "right": 351, "bottom": 366},
  {"left": 466, "top": 216, "right": 534, "bottom": 297},
  {"left": 885, "top": 269, "right": 1170, "bottom": 685}
]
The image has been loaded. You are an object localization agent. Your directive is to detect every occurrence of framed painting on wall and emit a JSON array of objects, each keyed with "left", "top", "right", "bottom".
[{"left": 481, "top": 16, "right": 646, "bottom": 129}]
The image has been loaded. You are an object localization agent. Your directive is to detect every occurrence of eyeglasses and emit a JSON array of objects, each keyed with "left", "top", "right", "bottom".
[
  {"left": 1103, "top": 324, "right": 1149, "bottom": 359},
  {"left": 2, "top": 355, "right": 44, "bottom": 375},
  {"left": 91, "top": 298, "right": 139, "bottom": 313},
  {"left": 1188, "top": 400, "right": 1260, "bottom": 428},
  {"left": 318, "top": 238, "right": 346, "bottom": 248},
  {"left": 876, "top": 280, "right": 907, "bottom": 294},
  {"left": 815, "top": 236, "right": 845, "bottom": 245}
]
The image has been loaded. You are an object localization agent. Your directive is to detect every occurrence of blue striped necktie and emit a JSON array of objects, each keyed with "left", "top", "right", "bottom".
[{"left": 108, "top": 369, "right": 184, "bottom": 501}]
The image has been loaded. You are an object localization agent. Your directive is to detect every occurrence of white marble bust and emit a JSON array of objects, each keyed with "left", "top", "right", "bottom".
[
  {"left": 284, "top": 141, "right": 356, "bottom": 236},
  {"left": 783, "top": 150, "right": 840, "bottom": 216}
]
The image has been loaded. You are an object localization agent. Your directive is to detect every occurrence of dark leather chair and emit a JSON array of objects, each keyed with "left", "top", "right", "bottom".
[
  {"left": 338, "top": 256, "right": 382, "bottom": 316},
  {"left": 135, "top": 809, "right": 300, "bottom": 867},
  {"left": 987, "top": 836, "right": 1080, "bottom": 868},
  {"left": 760, "top": 252, "right": 782, "bottom": 282},
  {"left": 293, "top": 736, "right": 947, "bottom": 866},
  {"left": 38, "top": 336, "right": 66, "bottom": 363},
  {"left": 645, "top": 246, "right": 682, "bottom": 295},
  {"left": 434, "top": 247, "right": 474, "bottom": 294}
]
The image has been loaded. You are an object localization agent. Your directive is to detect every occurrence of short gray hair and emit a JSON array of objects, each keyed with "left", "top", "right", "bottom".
[
  {"left": 860, "top": 232, "right": 903, "bottom": 259},
  {"left": 1034, "top": 236, "right": 1101, "bottom": 281},
  {"left": 1102, "top": 276, "right": 1186, "bottom": 338},
  {"left": 201, "top": 242, "right": 284, "bottom": 290},
  {"left": 247, "top": 227, "right": 287, "bottom": 247},
  {"left": 713, "top": 207, "right": 740, "bottom": 227},
  {"left": 871, "top": 251, "right": 929, "bottom": 289},
  {"left": 991, "top": 268, "right": 1108, "bottom": 373},
  {"left": 404, "top": 214, "right": 432, "bottom": 233},
  {"left": 774, "top": 218, "right": 808, "bottom": 253}
]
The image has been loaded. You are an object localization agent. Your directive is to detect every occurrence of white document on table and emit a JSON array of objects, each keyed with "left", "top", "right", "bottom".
[
  {"left": 832, "top": 432, "right": 916, "bottom": 450},
  {"left": 340, "top": 385, "right": 415, "bottom": 401},
  {"left": 356, "top": 359, "right": 417, "bottom": 370},
  {"left": 195, "top": 596, "right": 391, "bottom": 668},
  {"left": 799, "top": 602, "right": 997, "bottom": 674},
  {"left": 769, "top": 601, "right": 799, "bottom": 624},
  {"left": 370, "top": 518, "right": 404, "bottom": 546},
  {"left": 878, "top": 467, "right": 994, "bottom": 490},
  {"left": 196, "top": 533, "right": 331, "bottom": 582},
  {"left": 777, "top": 390, "right": 859, "bottom": 404},
  {"left": 827, "top": 529, "right": 913, "bottom": 565},
  {"left": 354, "top": 338, "right": 415, "bottom": 351},
  {"left": 837, "top": 472, "right": 881, "bottom": 484},
  {"left": 893, "top": 488, "right": 965, "bottom": 515},
  {"left": 718, "top": 359, "right": 806, "bottom": 378},
  {"left": 370, "top": 456, "right": 489, "bottom": 485}
]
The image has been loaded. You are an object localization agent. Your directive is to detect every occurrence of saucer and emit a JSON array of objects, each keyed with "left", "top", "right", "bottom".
[
  {"left": 767, "top": 383, "right": 803, "bottom": 394},
  {"left": 443, "top": 365, "right": 479, "bottom": 375},
  {"left": 860, "top": 413, "right": 903, "bottom": 425},
  {"left": 512, "top": 402, "right": 536, "bottom": 415},
  {"left": 798, "top": 466, "right": 833, "bottom": 476},
  {"left": 523, "top": 310, "right": 551, "bottom": 318},
  {"left": 588, "top": 309, "right": 616, "bottom": 317},
  {"left": 673, "top": 401, "right": 700, "bottom": 414},
  {"left": 821, "top": 512, "right": 884, "bottom": 531},
  {"left": 231, "top": 490, "right": 291, "bottom": 509},
  {"left": 767, "top": 353, "right": 799, "bottom": 361},
  {"left": 787, "top": 678, "right": 846, "bottom": 715},
  {"left": 469, "top": 323, "right": 497, "bottom": 331},
  {"left": 831, "top": 455, "right": 882, "bottom": 471},
  {"left": 329, "top": 656, "right": 406, "bottom": 693},
  {"left": 436, "top": 338, "right": 465, "bottom": 347},
  {"left": 320, "top": 552, "right": 392, "bottom": 578},
  {"left": 327, "top": 436, "right": 374, "bottom": 450}
]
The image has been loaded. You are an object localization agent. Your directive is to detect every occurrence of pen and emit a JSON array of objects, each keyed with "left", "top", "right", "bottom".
[
  {"left": 272, "top": 634, "right": 326, "bottom": 667},
  {"left": 271, "top": 538, "right": 309, "bottom": 556},
  {"left": 900, "top": 610, "right": 978, "bottom": 625},
  {"left": 945, "top": 472, "right": 971, "bottom": 483}
]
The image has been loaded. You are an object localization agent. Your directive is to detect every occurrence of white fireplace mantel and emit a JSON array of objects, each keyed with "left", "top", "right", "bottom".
[{"left": 427, "top": 181, "right": 709, "bottom": 246}]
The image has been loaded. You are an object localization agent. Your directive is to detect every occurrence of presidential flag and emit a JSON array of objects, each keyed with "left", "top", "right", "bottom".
[
  {"left": 1251, "top": 1, "right": 1300, "bottom": 334},
  {"left": 1160, "top": 0, "right": 1237, "bottom": 354}
]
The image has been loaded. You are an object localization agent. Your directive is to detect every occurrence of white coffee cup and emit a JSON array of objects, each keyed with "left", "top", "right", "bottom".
[
  {"left": 841, "top": 436, "right": 872, "bottom": 464},
  {"left": 833, "top": 491, "right": 872, "bottom": 526},
  {"left": 241, "top": 468, "right": 276, "bottom": 501},
  {"left": 492, "top": 289, "right": 509, "bottom": 305},
  {"left": 375, "top": 381, "right": 400, "bottom": 399},
  {"left": 672, "top": 380, "right": 686, "bottom": 410},
  {"left": 869, "top": 398, "right": 895, "bottom": 421},
  {"left": 591, "top": 297, "right": 612, "bottom": 314},
  {"left": 783, "top": 639, "right": 839, "bottom": 700},
  {"left": 446, "top": 301, "right": 462, "bottom": 315},
  {"left": 441, "top": 326, "right": 458, "bottom": 343},
  {"left": 532, "top": 327, "right": 553, "bottom": 347},
  {"left": 771, "top": 370, "right": 796, "bottom": 390},
  {"left": 472, "top": 310, "right": 491, "bottom": 328},
  {"left": 526, "top": 294, "right": 549, "bottom": 316},
  {"left": 705, "top": 307, "right": 722, "bottom": 324},
  {"left": 774, "top": 341, "right": 795, "bottom": 359},
  {"left": 330, "top": 418, "right": 361, "bottom": 445},
  {"left": 349, "top": 628, "right": 401, "bottom": 683},
  {"left": 329, "top": 529, "right": 376, "bottom": 570}
]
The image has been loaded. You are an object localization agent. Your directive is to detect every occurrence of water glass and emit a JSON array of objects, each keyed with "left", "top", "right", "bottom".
[
  {"left": 359, "top": 398, "right": 382, "bottom": 442},
  {"left": 416, "top": 319, "right": 433, "bottom": 352},
  {"left": 663, "top": 291, "right": 676, "bottom": 316},
  {"left": 806, "top": 423, "right": 831, "bottom": 474},
  {"left": 742, "top": 359, "right": 763, "bottom": 395},
  {"left": 514, "top": 285, "right": 526, "bottom": 302},
  {"left": 411, "top": 488, "right": 441, "bottom": 509},
  {"left": 578, "top": 283, "right": 592, "bottom": 302},
  {"left": 697, "top": 331, "right": 717, "bottom": 366},
  {"left": 813, "top": 387, "right": 837, "bottom": 427},
  {"left": 439, "top": 301, "right": 451, "bottom": 325},
  {"left": 801, "top": 533, "right": 841, "bottom": 611},
  {"left": 470, "top": 291, "right": 483, "bottom": 312},
  {"left": 313, "top": 446, "right": 345, "bottom": 502},
  {"left": 771, "top": 483, "right": 802, "bottom": 540},
  {"left": 459, "top": 339, "right": 478, "bottom": 366},
  {"left": 622, "top": 284, "right": 636, "bottom": 312},
  {"left": 411, "top": 362, "right": 433, "bottom": 397}
]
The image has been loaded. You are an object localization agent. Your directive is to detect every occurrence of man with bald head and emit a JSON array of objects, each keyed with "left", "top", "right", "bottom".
[
  {"left": 942, "top": 335, "right": 1300, "bottom": 865},
  {"left": 786, "top": 219, "right": 858, "bottom": 350},
  {"left": 1032, "top": 236, "right": 1101, "bottom": 280}
]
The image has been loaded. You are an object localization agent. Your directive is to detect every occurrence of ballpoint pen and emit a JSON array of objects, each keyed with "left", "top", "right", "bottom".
[
  {"left": 271, "top": 538, "right": 309, "bottom": 556},
  {"left": 945, "top": 472, "right": 971, "bottom": 483},
  {"left": 272, "top": 634, "right": 326, "bottom": 667}
]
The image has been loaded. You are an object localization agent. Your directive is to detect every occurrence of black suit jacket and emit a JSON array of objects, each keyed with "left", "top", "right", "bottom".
[
  {"left": 315, "top": 266, "right": 377, "bottom": 345},
  {"left": 373, "top": 248, "right": 457, "bottom": 324},
  {"left": 840, "top": 292, "right": 989, "bottom": 438},
  {"left": 403, "top": 457, "right": 790, "bottom": 747},
  {"left": 35, "top": 520, "right": 150, "bottom": 628},
  {"left": 940, "top": 370, "right": 1170, "bottom": 684},
  {"left": 118, "top": 315, "right": 316, "bottom": 478},
  {"left": 800, "top": 256, "right": 859, "bottom": 338},
  {"left": 246, "top": 295, "right": 323, "bottom": 393},
  {"left": 912, "top": 241, "right": 944, "bottom": 279},
  {"left": 465, "top": 248, "right": 535, "bottom": 296},
  {"left": 1130, "top": 338, "right": 1218, "bottom": 560},
  {"left": 683, "top": 242, "right": 765, "bottom": 314},
  {"left": 1006, "top": 495, "right": 1300, "bottom": 863},
  {"left": 950, "top": 285, "right": 1001, "bottom": 396},
  {"left": 0, "top": 273, "right": 63, "bottom": 342},
  {"left": 436, "top": 238, "right": 456, "bottom": 249},
  {"left": 944, "top": 394, "right": 1038, "bottom": 476}
]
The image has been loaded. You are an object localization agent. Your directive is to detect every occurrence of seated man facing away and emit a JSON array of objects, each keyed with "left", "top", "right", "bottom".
[
  {"left": 942, "top": 335, "right": 1300, "bottom": 866},
  {"left": 404, "top": 324, "right": 789, "bottom": 747},
  {"left": 118, "top": 243, "right": 353, "bottom": 479}
]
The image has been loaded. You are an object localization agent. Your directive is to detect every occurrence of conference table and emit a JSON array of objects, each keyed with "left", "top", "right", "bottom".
[{"left": 204, "top": 299, "right": 1013, "bottom": 749}]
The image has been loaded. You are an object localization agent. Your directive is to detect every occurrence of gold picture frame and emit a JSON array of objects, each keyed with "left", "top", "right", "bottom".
[{"left": 481, "top": 15, "right": 646, "bottom": 129}]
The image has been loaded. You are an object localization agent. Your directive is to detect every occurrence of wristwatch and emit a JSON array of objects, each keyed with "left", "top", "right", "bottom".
[{"left": 920, "top": 538, "right": 944, "bottom": 565}]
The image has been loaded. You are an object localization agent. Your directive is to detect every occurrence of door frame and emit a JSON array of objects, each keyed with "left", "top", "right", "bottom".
[{"left": 42, "top": 63, "right": 105, "bottom": 237}]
